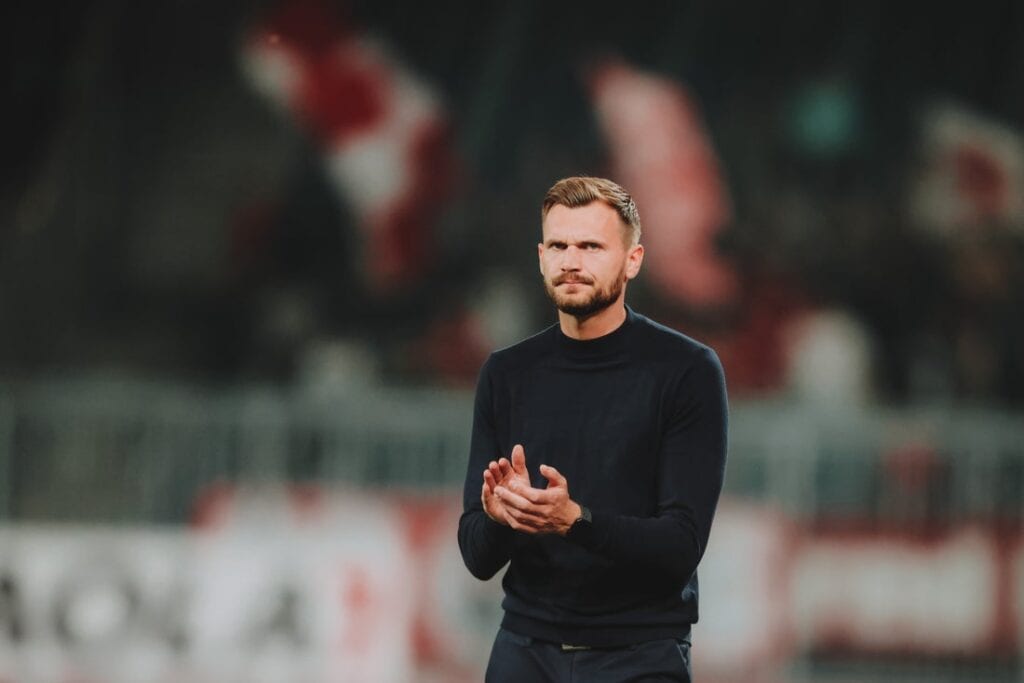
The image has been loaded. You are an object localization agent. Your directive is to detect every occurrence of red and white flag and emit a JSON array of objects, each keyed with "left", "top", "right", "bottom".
[
  {"left": 590, "top": 60, "right": 738, "bottom": 308},
  {"left": 241, "top": 0, "right": 456, "bottom": 292},
  {"left": 910, "top": 103, "right": 1024, "bottom": 235}
]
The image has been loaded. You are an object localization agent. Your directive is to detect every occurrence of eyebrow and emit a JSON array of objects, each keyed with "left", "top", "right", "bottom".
[{"left": 543, "top": 238, "right": 606, "bottom": 247}]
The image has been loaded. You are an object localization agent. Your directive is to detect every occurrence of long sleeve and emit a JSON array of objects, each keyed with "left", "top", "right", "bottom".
[
  {"left": 566, "top": 348, "right": 728, "bottom": 586},
  {"left": 460, "top": 312, "right": 723, "bottom": 645},
  {"left": 457, "top": 356, "right": 514, "bottom": 580}
]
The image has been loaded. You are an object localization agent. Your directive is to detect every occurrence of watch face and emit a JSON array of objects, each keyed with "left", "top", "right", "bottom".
[
  {"left": 580, "top": 505, "right": 592, "bottom": 524},
  {"left": 569, "top": 505, "right": 593, "bottom": 536},
  {"left": 568, "top": 506, "right": 592, "bottom": 538}
]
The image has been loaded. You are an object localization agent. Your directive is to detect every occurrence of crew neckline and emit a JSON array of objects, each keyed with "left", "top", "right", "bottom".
[{"left": 554, "top": 306, "right": 637, "bottom": 357}]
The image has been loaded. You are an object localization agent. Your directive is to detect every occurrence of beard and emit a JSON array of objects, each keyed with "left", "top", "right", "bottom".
[{"left": 544, "top": 266, "right": 626, "bottom": 319}]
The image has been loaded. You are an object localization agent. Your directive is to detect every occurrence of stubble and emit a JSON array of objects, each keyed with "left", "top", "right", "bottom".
[{"left": 544, "top": 264, "right": 627, "bottom": 319}]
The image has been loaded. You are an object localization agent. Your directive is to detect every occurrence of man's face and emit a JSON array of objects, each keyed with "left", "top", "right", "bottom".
[{"left": 538, "top": 202, "right": 644, "bottom": 318}]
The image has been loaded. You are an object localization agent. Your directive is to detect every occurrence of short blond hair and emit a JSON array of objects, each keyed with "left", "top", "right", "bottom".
[{"left": 541, "top": 176, "right": 641, "bottom": 245}]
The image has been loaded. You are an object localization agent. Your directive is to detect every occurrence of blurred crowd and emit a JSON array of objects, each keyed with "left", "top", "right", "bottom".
[{"left": 2, "top": 0, "right": 1023, "bottom": 406}]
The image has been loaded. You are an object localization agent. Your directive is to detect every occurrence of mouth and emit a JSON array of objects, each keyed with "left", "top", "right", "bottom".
[{"left": 554, "top": 277, "right": 593, "bottom": 287}]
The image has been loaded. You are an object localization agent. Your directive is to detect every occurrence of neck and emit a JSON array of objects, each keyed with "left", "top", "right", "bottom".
[{"left": 558, "top": 299, "right": 628, "bottom": 340}]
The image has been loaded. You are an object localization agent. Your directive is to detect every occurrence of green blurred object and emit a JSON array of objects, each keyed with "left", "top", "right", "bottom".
[{"left": 787, "top": 79, "right": 861, "bottom": 157}]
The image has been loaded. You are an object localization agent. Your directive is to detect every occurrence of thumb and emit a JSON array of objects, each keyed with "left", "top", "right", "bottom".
[
  {"left": 539, "top": 464, "right": 566, "bottom": 488},
  {"left": 511, "top": 444, "right": 527, "bottom": 475}
]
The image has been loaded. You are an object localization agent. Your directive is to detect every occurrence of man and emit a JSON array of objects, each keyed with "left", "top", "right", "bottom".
[{"left": 458, "top": 176, "right": 728, "bottom": 682}]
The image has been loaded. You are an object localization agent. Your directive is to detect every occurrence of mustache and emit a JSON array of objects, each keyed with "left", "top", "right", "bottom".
[{"left": 552, "top": 274, "right": 594, "bottom": 286}]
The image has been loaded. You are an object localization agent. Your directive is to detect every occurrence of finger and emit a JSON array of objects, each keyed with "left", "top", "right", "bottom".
[
  {"left": 482, "top": 483, "right": 510, "bottom": 524},
  {"left": 511, "top": 444, "right": 527, "bottom": 475},
  {"left": 489, "top": 462, "right": 504, "bottom": 485},
  {"left": 495, "top": 485, "right": 545, "bottom": 513},
  {"left": 505, "top": 478, "right": 555, "bottom": 504},
  {"left": 505, "top": 514, "right": 539, "bottom": 534},
  {"left": 481, "top": 482, "right": 493, "bottom": 514},
  {"left": 483, "top": 469, "right": 498, "bottom": 492},
  {"left": 504, "top": 505, "right": 547, "bottom": 528},
  {"left": 540, "top": 464, "right": 567, "bottom": 488},
  {"left": 504, "top": 511, "right": 522, "bottom": 530},
  {"left": 497, "top": 458, "right": 513, "bottom": 480}
]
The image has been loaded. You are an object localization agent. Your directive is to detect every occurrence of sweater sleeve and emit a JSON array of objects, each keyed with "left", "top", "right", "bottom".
[
  {"left": 457, "top": 356, "right": 515, "bottom": 580},
  {"left": 566, "top": 347, "right": 728, "bottom": 586}
]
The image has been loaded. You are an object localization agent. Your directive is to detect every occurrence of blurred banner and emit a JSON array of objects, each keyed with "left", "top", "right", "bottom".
[{"left": 0, "top": 490, "right": 1020, "bottom": 682}]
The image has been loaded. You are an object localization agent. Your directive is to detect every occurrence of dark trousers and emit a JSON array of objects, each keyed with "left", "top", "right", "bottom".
[{"left": 485, "top": 628, "right": 692, "bottom": 683}]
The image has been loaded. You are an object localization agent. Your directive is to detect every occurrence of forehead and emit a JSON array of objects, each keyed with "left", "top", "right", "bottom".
[{"left": 541, "top": 202, "right": 626, "bottom": 243}]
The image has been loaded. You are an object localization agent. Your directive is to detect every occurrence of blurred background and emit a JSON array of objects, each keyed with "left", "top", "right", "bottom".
[{"left": 2, "top": 0, "right": 1023, "bottom": 681}]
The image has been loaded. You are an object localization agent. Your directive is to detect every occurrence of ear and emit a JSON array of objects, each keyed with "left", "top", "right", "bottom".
[
  {"left": 625, "top": 243, "right": 644, "bottom": 280},
  {"left": 537, "top": 242, "right": 544, "bottom": 275}
]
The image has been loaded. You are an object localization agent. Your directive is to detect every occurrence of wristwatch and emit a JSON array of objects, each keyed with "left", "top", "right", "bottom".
[{"left": 568, "top": 504, "right": 592, "bottom": 536}]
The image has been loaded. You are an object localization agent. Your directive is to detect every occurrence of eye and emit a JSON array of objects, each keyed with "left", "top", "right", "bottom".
[
  {"left": 583, "top": 242, "right": 602, "bottom": 251},
  {"left": 549, "top": 242, "right": 567, "bottom": 250}
]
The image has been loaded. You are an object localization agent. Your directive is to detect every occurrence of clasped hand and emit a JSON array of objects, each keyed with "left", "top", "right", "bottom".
[{"left": 480, "top": 444, "right": 581, "bottom": 536}]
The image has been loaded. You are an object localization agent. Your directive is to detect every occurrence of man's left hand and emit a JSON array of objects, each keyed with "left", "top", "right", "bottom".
[{"left": 494, "top": 464, "right": 581, "bottom": 536}]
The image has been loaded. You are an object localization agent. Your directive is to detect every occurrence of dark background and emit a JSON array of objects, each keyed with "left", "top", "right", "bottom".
[{"left": 4, "top": 0, "right": 1023, "bottom": 403}]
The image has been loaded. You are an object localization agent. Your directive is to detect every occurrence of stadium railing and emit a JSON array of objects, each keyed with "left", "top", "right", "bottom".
[{"left": 1, "top": 378, "right": 1021, "bottom": 527}]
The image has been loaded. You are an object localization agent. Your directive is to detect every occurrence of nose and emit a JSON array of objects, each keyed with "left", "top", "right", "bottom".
[{"left": 560, "top": 246, "right": 582, "bottom": 271}]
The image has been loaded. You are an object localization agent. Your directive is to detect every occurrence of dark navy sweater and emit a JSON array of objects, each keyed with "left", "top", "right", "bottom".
[{"left": 458, "top": 307, "right": 728, "bottom": 647}]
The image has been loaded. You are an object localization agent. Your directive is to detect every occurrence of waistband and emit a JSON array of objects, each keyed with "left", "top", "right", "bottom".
[{"left": 501, "top": 612, "right": 692, "bottom": 650}]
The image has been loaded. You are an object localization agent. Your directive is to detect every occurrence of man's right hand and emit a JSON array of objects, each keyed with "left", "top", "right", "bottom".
[{"left": 481, "top": 444, "right": 530, "bottom": 525}]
